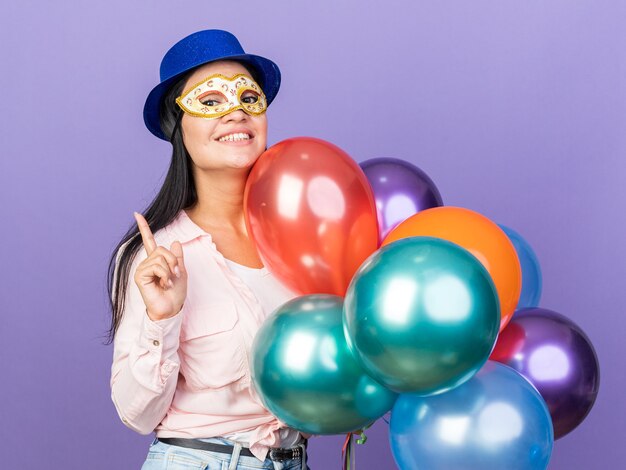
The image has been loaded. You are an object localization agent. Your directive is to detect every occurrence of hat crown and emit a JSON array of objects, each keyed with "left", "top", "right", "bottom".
[{"left": 160, "top": 30, "right": 245, "bottom": 82}]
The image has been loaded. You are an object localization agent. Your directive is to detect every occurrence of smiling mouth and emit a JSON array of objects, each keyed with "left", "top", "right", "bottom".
[{"left": 217, "top": 132, "right": 252, "bottom": 142}]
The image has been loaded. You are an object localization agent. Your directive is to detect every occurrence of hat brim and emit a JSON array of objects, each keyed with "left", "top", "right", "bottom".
[{"left": 143, "top": 53, "right": 280, "bottom": 141}]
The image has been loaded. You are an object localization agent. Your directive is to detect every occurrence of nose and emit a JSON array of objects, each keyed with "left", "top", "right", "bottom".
[{"left": 223, "top": 109, "right": 248, "bottom": 123}]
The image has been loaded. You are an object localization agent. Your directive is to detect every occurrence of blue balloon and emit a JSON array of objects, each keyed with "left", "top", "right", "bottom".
[
  {"left": 499, "top": 225, "right": 542, "bottom": 309},
  {"left": 390, "top": 361, "right": 553, "bottom": 470}
]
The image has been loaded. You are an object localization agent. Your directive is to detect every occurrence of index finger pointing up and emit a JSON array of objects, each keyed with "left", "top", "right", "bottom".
[{"left": 134, "top": 211, "right": 157, "bottom": 255}]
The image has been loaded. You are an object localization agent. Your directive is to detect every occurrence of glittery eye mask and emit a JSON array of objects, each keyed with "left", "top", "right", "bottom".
[{"left": 176, "top": 73, "right": 267, "bottom": 119}]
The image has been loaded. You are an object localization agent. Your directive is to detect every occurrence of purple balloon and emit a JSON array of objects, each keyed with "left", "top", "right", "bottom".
[
  {"left": 491, "top": 308, "right": 600, "bottom": 439},
  {"left": 360, "top": 157, "right": 443, "bottom": 240}
]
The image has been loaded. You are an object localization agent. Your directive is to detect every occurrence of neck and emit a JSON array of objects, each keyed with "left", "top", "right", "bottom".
[{"left": 186, "top": 167, "right": 250, "bottom": 232}]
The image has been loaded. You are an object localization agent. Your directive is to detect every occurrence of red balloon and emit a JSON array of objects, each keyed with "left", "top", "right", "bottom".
[
  {"left": 489, "top": 321, "right": 526, "bottom": 363},
  {"left": 244, "top": 137, "right": 379, "bottom": 296}
]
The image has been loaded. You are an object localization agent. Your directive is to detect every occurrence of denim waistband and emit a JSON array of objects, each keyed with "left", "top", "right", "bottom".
[
  {"left": 153, "top": 435, "right": 308, "bottom": 469},
  {"left": 196, "top": 434, "right": 306, "bottom": 449}
]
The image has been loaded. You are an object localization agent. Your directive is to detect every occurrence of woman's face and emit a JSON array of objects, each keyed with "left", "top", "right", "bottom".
[{"left": 179, "top": 60, "right": 268, "bottom": 172}]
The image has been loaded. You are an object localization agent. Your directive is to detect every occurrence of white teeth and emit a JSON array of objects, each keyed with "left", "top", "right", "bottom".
[{"left": 218, "top": 132, "right": 251, "bottom": 142}]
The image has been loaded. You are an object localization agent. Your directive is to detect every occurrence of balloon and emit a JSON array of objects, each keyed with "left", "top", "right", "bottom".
[
  {"left": 360, "top": 157, "right": 443, "bottom": 240},
  {"left": 490, "top": 308, "right": 600, "bottom": 439},
  {"left": 245, "top": 137, "right": 379, "bottom": 296},
  {"left": 344, "top": 237, "right": 500, "bottom": 395},
  {"left": 383, "top": 207, "right": 521, "bottom": 331},
  {"left": 251, "top": 295, "right": 397, "bottom": 434},
  {"left": 390, "top": 361, "right": 553, "bottom": 470},
  {"left": 499, "top": 224, "right": 542, "bottom": 309}
]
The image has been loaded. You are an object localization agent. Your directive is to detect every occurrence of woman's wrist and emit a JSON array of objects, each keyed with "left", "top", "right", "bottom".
[{"left": 146, "top": 304, "right": 184, "bottom": 322}]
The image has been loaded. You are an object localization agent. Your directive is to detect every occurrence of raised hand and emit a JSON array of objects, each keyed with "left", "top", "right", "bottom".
[{"left": 133, "top": 212, "right": 188, "bottom": 321}]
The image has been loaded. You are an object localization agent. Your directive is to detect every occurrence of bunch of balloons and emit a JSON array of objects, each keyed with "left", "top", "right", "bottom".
[{"left": 245, "top": 137, "right": 599, "bottom": 469}]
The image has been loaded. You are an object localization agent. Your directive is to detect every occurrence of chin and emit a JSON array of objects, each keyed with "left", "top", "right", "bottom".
[{"left": 228, "top": 151, "right": 262, "bottom": 169}]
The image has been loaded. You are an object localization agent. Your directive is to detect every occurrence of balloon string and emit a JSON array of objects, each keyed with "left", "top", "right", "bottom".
[
  {"left": 342, "top": 433, "right": 353, "bottom": 470},
  {"left": 348, "top": 442, "right": 353, "bottom": 470},
  {"left": 342, "top": 432, "right": 352, "bottom": 454},
  {"left": 342, "top": 425, "right": 373, "bottom": 469}
]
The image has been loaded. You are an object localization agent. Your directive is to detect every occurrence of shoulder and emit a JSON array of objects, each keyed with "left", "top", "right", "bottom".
[
  {"left": 153, "top": 226, "right": 172, "bottom": 246},
  {"left": 114, "top": 221, "right": 171, "bottom": 264},
  {"left": 144, "top": 211, "right": 186, "bottom": 248},
  {"left": 116, "top": 210, "right": 195, "bottom": 266}
]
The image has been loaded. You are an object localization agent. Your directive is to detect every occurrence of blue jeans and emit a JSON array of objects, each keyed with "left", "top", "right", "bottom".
[{"left": 141, "top": 436, "right": 309, "bottom": 470}]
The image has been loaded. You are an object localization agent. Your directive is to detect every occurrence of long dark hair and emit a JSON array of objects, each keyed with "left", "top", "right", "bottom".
[
  {"left": 105, "top": 61, "right": 262, "bottom": 344},
  {"left": 104, "top": 75, "right": 193, "bottom": 344}
]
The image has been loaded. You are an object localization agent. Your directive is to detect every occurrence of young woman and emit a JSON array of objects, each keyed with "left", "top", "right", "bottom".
[{"left": 106, "top": 29, "right": 309, "bottom": 470}]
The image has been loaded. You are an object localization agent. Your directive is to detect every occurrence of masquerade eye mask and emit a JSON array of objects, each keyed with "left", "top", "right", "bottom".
[{"left": 176, "top": 73, "right": 267, "bottom": 119}]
